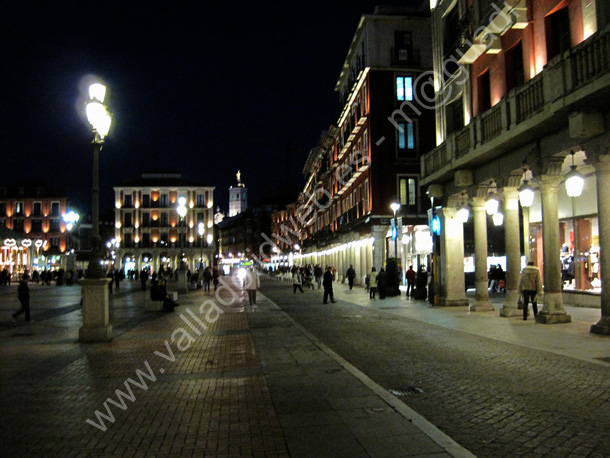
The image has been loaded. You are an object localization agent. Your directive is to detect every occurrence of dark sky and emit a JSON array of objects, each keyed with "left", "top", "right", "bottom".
[{"left": 1, "top": 1, "right": 426, "bottom": 216}]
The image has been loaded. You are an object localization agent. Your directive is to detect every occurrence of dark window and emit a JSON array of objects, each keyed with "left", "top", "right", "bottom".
[
  {"left": 13, "top": 219, "right": 24, "bottom": 232},
  {"left": 142, "top": 194, "right": 150, "bottom": 207},
  {"left": 33, "top": 202, "right": 42, "bottom": 216},
  {"left": 160, "top": 194, "right": 169, "bottom": 207},
  {"left": 0, "top": 202, "right": 5, "bottom": 216},
  {"left": 142, "top": 232, "right": 151, "bottom": 247},
  {"left": 31, "top": 219, "right": 42, "bottom": 232},
  {"left": 142, "top": 212, "right": 150, "bottom": 226},
  {"left": 15, "top": 202, "right": 24, "bottom": 215},
  {"left": 477, "top": 69, "right": 491, "bottom": 113},
  {"left": 124, "top": 194, "right": 132, "bottom": 208},
  {"left": 160, "top": 213, "right": 169, "bottom": 226},
  {"left": 51, "top": 202, "right": 60, "bottom": 216},
  {"left": 546, "top": 7, "right": 571, "bottom": 61},
  {"left": 394, "top": 31, "right": 413, "bottom": 62},
  {"left": 446, "top": 98, "right": 464, "bottom": 135},
  {"left": 124, "top": 213, "right": 132, "bottom": 228},
  {"left": 505, "top": 41, "right": 524, "bottom": 92},
  {"left": 49, "top": 218, "right": 60, "bottom": 232}
]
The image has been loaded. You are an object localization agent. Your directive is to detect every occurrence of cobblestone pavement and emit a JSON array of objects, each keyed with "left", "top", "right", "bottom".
[
  {"left": 260, "top": 277, "right": 610, "bottom": 458},
  {"left": 1, "top": 277, "right": 476, "bottom": 458},
  {"left": 0, "top": 280, "right": 289, "bottom": 458}
]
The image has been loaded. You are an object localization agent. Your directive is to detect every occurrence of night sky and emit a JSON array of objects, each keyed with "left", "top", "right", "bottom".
[{"left": 2, "top": 1, "right": 426, "bottom": 216}]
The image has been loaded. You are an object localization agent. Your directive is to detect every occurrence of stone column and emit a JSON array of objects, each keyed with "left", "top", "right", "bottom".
[
  {"left": 470, "top": 193, "right": 493, "bottom": 311},
  {"left": 437, "top": 207, "right": 468, "bottom": 307},
  {"left": 354, "top": 243, "right": 361, "bottom": 285},
  {"left": 500, "top": 184, "right": 522, "bottom": 317},
  {"left": 535, "top": 166, "right": 571, "bottom": 324},
  {"left": 589, "top": 152, "right": 610, "bottom": 334},
  {"left": 372, "top": 226, "right": 385, "bottom": 271},
  {"left": 360, "top": 243, "right": 368, "bottom": 285},
  {"left": 79, "top": 277, "right": 112, "bottom": 341}
]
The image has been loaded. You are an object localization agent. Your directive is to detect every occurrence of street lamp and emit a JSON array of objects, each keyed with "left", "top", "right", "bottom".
[
  {"left": 565, "top": 151, "right": 584, "bottom": 198},
  {"left": 390, "top": 202, "right": 401, "bottom": 258},
  {"left": 177, "top": 197, "right": 187, "bottom": 270},
  {"left": 198, "top": 222, "right": 204, "bottom": 269},
  {"left": 85, "top": 82, "right": 111, "bottom": 279}
]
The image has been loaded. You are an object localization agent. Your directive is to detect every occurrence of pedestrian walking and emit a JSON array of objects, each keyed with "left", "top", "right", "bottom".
[
  {"left": 346, "top": 265, "right": 356, "bottom": 290},
  {"left": 369, "top": 267, "right": 378, "bottom": 299},
  {"left": 405, "top": 265, "right": 416, "bottom": 298},
  {"left": 114, "top": 269, "right": 121, "bottom": 290},
  {"left": 322, "top": 266, "right": 337, "bottom": 304},
  {"left": 107, "top": 270, "right": 114, "bottom": 294},
  {"left": 293, "top": 269, "right": 304, "bottom": 293},
  {"left": 244, "top": 268, "right": 260, "bottom": 305},
  {"left": 518, "top": 261, "right": 543, "bottom": 320},
  {"left": 377, "top": 267, "right": 387, "bottom": 299},
  {"left": 203, "top": 266, "right": 212, "bottom": 293},
  {"left": 12, "top": 274, "right": 31, "bottom": 322},
  {"left": 213, "top": 266, "right": 220, "bottom": 292}
]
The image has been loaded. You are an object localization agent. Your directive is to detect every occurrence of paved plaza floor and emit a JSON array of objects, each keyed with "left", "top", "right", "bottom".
[{"left": 0, "top": 276, "right": 607, "bottom": 458}]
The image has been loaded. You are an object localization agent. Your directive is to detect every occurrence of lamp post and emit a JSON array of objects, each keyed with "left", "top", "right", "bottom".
[
  {"left": 198, "top": 222, "right": 204, "bottom": 269},
  {"left": 176, "top": 197, "right": 188, "bottom": 293},
  {"left": 80, "top": 82, "right": 112, "bottom": 342},
  {"left": 85, "top": 83, "right": 111, "bottom": 279},
  {"left": 390, "top": 202, "right": 401, "bottom": 258}
]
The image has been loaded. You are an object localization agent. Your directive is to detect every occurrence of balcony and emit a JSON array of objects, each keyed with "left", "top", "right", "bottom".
[{"left": 422, "top": 25, "right": 610, "bottom": 182}]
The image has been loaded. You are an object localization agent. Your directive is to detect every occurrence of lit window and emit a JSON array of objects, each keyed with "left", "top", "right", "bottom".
[
  {"left": 398, "top": 123, "right": 415, "bottom": 150},
  {"left": 396, "top": 76, "right": 413, "bottom": 101}
]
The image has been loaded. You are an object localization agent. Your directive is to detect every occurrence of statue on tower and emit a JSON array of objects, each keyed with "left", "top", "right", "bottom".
[{"left": 236, "top": 170, "right": 241, "bottom": 183}]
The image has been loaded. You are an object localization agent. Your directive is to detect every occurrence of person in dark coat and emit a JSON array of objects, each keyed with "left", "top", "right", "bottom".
[
  {"left": 322, "top": 266, "right": 337, "bottom": 304},
  {"left": 377, "top": 267, "right": 387, "bottom": 299},
  {"left": 405, "top": 265, "right": 416, "bottom": 297},
  {"left": 114, "top": 269, "right": 121, "bottom": 290},
  {"left": 12, "top": 275, "right": 31, "bottom": 322},
  {"left": 346, "top": 265, "right": 356, "bottom": 290},
  {"left": 140, "top": 268, "right": 149, "bottom": 291}
]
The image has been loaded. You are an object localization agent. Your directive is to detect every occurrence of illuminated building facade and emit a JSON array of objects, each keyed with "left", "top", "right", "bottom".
[
  {"left": 0, "top": 183, "right": 70, "bottom": 274},
  {"left": 421, "top": 0, "right": 610, "bottom": 333},
  {"left": 114, "top": 173, "right": 215, "bottom": 274},
  {"left": 271, "top": 6, "right": 435, "bottom": 282}
]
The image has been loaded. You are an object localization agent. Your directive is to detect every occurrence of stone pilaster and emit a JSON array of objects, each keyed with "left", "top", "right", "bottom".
[
  {"left": 535, "top": 165, "right": 571, "bottom": 324},
  {"left": 500, "top": 184, "right": 523, "bottom": 317},
  {"left": 372, "top": 226, "right": 385, "bottom": 272},
  {"left": 470, "top": 193, "right": 494, "bottom": 311},
  {"left": 437, "top": 207, "right": 468, "bottom": 307},
  {"left": 588, "top": 152, "right": 610, "bottom": 334}
]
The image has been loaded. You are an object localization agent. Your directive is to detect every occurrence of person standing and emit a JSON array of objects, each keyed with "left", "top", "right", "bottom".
[
  {"left": 322, "top": 266, "right": 337, "bottom": 304},
  {"left": 314, "top": 265, "right": 323, "bottom": 289},
  {"left": 518, "top": 261, "right": 543, "bottom": 320},
  {"left": 114, "top": 269, "right": 121, "bottom": 291},
  {"left": 212, "top": 266, "right": 220, "bottom": 292},
  {"left": 244, "top": 268, "right": 260, "bottom": 305},
  {"left": 293, "top": 269, "right": 304, "bottom": 293},
  {"left": 12, "top": 274, "right": 31, "bottom": 322},
  {"left": 203, "top": 266, "right": 212, "bottom": 293},
  {"left": 405, "top": 265, "right": 416, "bottom": 298},
  {"left": 377, "top": 267, "right": 387, "bottom": 299},
  {"left": 369, "top": 267, "right": 378, "bottom": 299},
  {"left": 140, "top": 268, "right": 149, "bottom": 291},
  {"left": 346, "top": 265, "right": 356, "bottom": 290}
]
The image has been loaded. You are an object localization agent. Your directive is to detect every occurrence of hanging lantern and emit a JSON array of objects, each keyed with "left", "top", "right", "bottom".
[
  {"left": 457, "top": 204, "right": 470, "bottom": 223},
  {"left": 492, "top": 212, "right": 504, "bottom": 226},
  {"left": 565, "top": 151, "right": 584, "bottom": 198},
  {"left": 485, "top": 194, "right": 499, "bottom": 215},
  {"left": 518, "top": 181, "right": 535, "bottom": 207}
]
